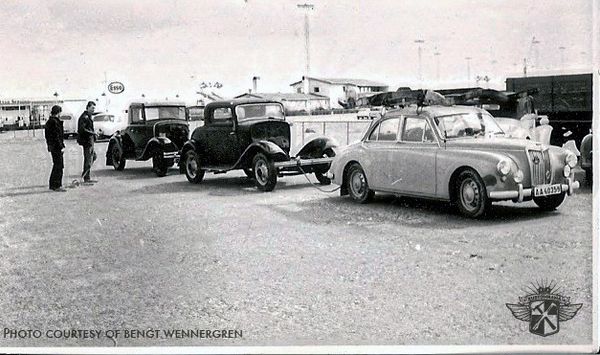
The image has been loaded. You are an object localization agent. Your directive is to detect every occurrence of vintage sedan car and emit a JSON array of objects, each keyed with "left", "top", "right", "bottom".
[
  {"left": 329, "top": 104, "right": 580, "bottom": 218},
  {"left": 180, "top": 99, "right": 337, "bottom": 191},
  {"left": 105, "top": 102, "right": 189, "bottom": 177},
  {"left": 93, "top": 112, "right": 126, "bottom": 139}
]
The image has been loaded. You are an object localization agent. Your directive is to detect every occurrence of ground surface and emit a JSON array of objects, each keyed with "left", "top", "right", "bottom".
[{"left": 0, "top": 132, "right": 594, "bottom": 348}]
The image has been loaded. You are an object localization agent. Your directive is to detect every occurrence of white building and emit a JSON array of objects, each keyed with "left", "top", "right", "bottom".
[{"left": 289, "top": 77, "right": 389, "bottom": 108}]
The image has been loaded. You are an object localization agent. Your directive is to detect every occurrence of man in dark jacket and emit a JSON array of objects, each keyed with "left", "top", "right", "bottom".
[
  {"left": 45, "top": 105, "right": 66, "bottom": 191},
  {"left": 77, "top": 101, "right": 97, "bottom": 183}
]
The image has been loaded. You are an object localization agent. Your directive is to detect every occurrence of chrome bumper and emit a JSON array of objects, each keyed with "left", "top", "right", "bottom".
[
  {"left": 163, "top": 151, "right": 179, "bottom": 161},
  {"left": 488, "top": 178, "right": 580, "bottom": 202}
]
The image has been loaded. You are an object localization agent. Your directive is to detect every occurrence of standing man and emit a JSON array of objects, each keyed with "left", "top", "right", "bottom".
[
  {"left": 77, "top": 101, "right": 98, "bottom": 183},
  {"left": 45, "top": 105, "right": 66, "bottom": 191}
]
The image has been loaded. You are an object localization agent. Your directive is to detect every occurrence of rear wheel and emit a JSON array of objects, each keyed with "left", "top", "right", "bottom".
[
  {"left": 314, "top": 148, "right": 335, "bottom": 185},
  {"left": 253, "top": 153, "right": 277, "bottom": 191},
  {"left": 184, "top": 151, "right": 205, "bottom": 184},
  {"left": 533, "top": 192, "right": 566, "bottom": 211},
  {"left": 454, "top": 169, "right": 489, "bottom": 218},
  {"left": 346, "top": 163, "right": 374, "bottom": 203},
  {"left": 152, "top": 153, "right": 168, "bottom": 177},
  {"left": 111, "top": 144, "right": 126, "bottom": 171}
]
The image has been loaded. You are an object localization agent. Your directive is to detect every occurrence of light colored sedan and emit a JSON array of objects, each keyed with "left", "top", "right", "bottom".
[
  {"left": 93, "top": 112, "right": 126, "bottom": 139},
  {"left": 329, "top": 104, "right": 580, "bottom": 218}
]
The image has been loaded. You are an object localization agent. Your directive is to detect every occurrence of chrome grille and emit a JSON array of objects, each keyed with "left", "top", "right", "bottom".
[{"left": 529, "top": 150, "right": 550, "bottom": 185}]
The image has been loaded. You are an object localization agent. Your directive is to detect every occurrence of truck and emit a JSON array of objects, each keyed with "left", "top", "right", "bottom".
[{"left": 505, "top": 73, "right": 592, "bottom": 146}]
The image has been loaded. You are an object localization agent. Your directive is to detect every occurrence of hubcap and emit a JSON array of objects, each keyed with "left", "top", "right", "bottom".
[
  {"left": 350, "top": 171, "right": 365, "bottom": 196},
  {"left": 255, "top": 160, "right": 268, "bottom": 184},
  {"left": 460, "top": 179, "right": 480, "bottom": 212},
  {"left": 186, "top": 156, "right": 197, "bottom": 178}
]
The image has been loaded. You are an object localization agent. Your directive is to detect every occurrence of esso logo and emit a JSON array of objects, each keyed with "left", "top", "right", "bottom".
[{"left": 108, "top": 81, "right": 125, "bottom": 94}]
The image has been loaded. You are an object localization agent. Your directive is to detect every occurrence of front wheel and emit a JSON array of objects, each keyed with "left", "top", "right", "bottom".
[
  {"left": 253, "top": 153, "right": 277, "bottom": 191},
  {"left": 152, "top": 153, "right": 168, "bottom": 177},
  {"left": 111, "top": 144, "right": 126, "bottom": 171},
  {"left": 346, "top": 163, "right": 374, "bottom": 203},
  {"left": 533, "top": 192, "right": 566, "bottom": 211},
  {"left": 184, "top": 151, "right": 205, "bottom": 184},
  {"left": 454, "top": 169, "right": 489, "bottom": 218},
  {"left": 314, "top": 148, "right": 335, "bottom": 185}
]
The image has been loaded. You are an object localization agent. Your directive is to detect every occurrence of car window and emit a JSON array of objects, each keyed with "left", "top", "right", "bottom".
[
  {"left": 402, "top": 117, "right": 428, "bottom": 142},
  {"left": 235, "top": 104, "right": 284, "bottom": 122},
  {"left": 377, "top": 118, "right": 400, "bottom": 141},
  {"left": 213, "top": 108, "right": 232, "bottom": 122},
  {"left": 130, "top": 107, "right": 142, "bottom": 123}
]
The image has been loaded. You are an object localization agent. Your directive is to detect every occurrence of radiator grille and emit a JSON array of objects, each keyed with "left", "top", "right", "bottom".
[{"left": 529, "top": 150, "right": 551, "bottom": 185}]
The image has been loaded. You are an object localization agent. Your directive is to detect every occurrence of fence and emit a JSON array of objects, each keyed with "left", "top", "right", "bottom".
[{"left": 289, "top": 113, "right": 374, "bottom": 148}]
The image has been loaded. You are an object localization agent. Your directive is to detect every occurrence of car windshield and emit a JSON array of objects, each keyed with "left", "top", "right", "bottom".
[
  {"left": 145, "top": 106, "right": 186, "bottom": 121},
  {"left": 235, "top": 104, "right": 284, "bottom": 122},
  {"left": 93, "top": 115, "right": 114, "bottom": 122},
  {"left": 436, "top": 112, "right": 504, "bottom": 138}
]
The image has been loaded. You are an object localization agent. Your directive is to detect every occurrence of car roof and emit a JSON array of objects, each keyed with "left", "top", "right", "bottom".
[{"left": 129, "top": 101, "right": 186, "bottom": 107}]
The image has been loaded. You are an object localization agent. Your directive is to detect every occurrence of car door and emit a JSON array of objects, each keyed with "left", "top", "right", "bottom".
[
  {"left": 359, "top": 117, "right": 401, "bottom": 190},
  {"left": 124, "top": 106, "right": 148, "bottom": 157},
  {"left": 204, "top": 107, "right": 240, "bottom": 166},
  {"left": 389, "top": 116, "right": 439, "bottom": 196}
]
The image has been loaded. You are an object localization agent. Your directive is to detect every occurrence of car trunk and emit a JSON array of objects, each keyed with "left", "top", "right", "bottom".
[
  {"left": 154, "top": 121, "right": 189, "bottom": 150},
  {"left": 250, "top": 121, "right": 291, "bottom": 155}
]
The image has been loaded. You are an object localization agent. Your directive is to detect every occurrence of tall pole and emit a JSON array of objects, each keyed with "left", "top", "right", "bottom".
[
  {"left": 298, "top": 4, "right": 314, "bottom": 94},
  {"left": 532, "top": 38, "right": 540, "bottom": 69},
  {"left": 415, "top": 39, "right": 425, "bottom": 84},
  {"left": 559, "top": 46, "right": 566, "bottom": 70},
  {"left": 465, "top": 56, "right": 472, "bottom": 85},
  {"left": 434, "top": 51, "right": 441, "bottom": 82}
]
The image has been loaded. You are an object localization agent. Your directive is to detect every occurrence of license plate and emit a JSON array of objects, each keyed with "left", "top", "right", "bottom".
[{"left": 533, "top": 184, "right": 562, "bottom": 197}]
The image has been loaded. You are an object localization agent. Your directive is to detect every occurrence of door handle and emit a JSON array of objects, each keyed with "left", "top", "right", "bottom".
[{"left": 229, "top": 131, "right": 235, "bottom": 136}]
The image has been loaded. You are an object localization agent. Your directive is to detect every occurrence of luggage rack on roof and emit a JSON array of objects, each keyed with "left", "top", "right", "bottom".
[{"left": 366, "top": 89, "right": 455, "bottom": 108}]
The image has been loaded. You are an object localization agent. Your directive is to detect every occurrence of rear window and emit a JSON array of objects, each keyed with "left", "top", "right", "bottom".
[{"left": 93, "top": 115, "right": 114, "bottom": 122}]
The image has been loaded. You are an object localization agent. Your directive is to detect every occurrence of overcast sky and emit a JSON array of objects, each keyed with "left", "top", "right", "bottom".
[{"left": 0, "top": 0, "right": 595, "bottom": 110}]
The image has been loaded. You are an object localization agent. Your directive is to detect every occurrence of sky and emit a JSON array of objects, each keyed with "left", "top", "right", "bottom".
[{"left": 0, "top": 0, "right": 595, "bottom": 112}]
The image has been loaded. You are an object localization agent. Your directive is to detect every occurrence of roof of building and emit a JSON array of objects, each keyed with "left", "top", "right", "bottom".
[
  {"left": 289, "top": 77, "right": 388, "bottom": 88},
  {"left": 234, "top": 92, "right": 329, "bottom": 101}
]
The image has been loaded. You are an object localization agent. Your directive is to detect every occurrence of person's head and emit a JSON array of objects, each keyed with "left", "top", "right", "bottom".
[
  {"left": 51, "top": 105, "right": 62, "bottom": 117},
  {"left": 86, "top": 101, "right": 96, "bottom": 114}
]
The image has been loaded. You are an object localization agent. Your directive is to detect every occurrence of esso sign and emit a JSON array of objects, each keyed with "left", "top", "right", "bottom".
[{"left": 108, "top": 81, "right": 125, "bottom": 94}]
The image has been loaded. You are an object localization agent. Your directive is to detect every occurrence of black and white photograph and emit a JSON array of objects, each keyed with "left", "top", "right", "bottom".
[{"left": 0, "top": 0, "right": 598, "bottom": 353}]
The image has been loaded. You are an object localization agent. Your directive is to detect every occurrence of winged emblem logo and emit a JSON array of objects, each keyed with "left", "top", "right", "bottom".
[{"left": 506, "top": 281, "right": 582, "bottom": 337}]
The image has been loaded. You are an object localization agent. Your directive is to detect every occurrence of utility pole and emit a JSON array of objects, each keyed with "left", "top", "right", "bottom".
[
  {"left": 414, "top": 39, "right": 425, "bottom": 84},
  {"left": 297, "top": 3, "right": 314, "bottom": 114},
  {"left": 559, "top": 46, "right": 566, "bottom": 70},
  {"left": 465, "top": 56, "right": 472, "bottom": 85},
  {"left": 434, "top": 50, "right": 441, "bottom": 82}
]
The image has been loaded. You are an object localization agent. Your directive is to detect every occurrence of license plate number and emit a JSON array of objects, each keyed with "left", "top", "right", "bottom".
[{"left": 533, "top": 184, "right": 562, "bottom": 197}]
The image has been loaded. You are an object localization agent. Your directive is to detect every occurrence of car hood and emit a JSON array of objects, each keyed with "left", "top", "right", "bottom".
[{"left": 445, "top": 136, "right": 547, "bottom": 152}]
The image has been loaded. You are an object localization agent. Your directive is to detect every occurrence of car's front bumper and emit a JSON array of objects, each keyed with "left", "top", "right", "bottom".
[{"left": 488, "top": 178, "right": 580, "bottom": 202}]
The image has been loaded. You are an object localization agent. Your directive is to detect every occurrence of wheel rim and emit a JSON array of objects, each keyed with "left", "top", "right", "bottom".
[
  {"left": 112, "top": 148, "right": 120, "bottom": 166},
  {"left": 186, "top": 155, "right": 198, "bottom": 178},
  {"left": 349, "top": 170, "right": 366, "bottom": 197},
  {"left": 460, "top": 178, "right": 480, "bottom": 212},
  {"left": 255, "top": 159, "right": 269, "bottom": 185}
]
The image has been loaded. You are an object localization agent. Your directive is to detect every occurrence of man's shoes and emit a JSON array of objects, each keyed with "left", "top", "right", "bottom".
[
  {"left": 50, "top": 187, "right": 67, "bottom": 192},
  {"left": 83, "top": 179, "right": 98, "bottom": 184}
]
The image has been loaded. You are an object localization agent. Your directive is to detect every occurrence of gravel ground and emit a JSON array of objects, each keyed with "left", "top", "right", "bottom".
[{"left": 0, "top": 137, "right": 594, "bottom": 348}]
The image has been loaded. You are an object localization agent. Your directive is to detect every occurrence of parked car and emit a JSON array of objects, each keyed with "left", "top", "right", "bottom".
[
  {"left": 180, "top": 99, "right": 337, "bottom": 191},
  {"left": 329, "top": 103, "right": 580, "bottom": 218},
  {"left": 93, "top": 112, "right": 126, "bottom": 139},
  {"left": 60, "top": 112, "right": 77, "bottom": 138},
  {"left": 105, "top": 102, "right": 189, "bottom": 177},
  {"left": 580, "top": 131, "right": 592, "bottom": 184}
]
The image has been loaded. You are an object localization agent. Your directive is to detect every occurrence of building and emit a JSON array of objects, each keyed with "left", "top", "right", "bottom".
[
  {"left": 0, "top": 98, "right": 86, "bottom": 128},
  {"left": 234, "top": 92, "right": 330, "bottom": 112},
  {"left": 289, "top": 77, "right": 389, "bottom": 108}
]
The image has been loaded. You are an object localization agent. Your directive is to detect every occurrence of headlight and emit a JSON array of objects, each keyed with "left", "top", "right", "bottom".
[
  {"left": 565, "top": 152, "right": 577, "bottom": 168},
  {"left": 497, "top": 159, "right": 511, "bottom": 176},
  {"left": 563, "top": 165, "right": 571, "bottom": 177},
  {"left": 513, "top": 169, "right": 524, "bottom": 183}
]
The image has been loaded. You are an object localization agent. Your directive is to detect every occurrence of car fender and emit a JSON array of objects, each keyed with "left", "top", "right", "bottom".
[
  {"left": 580, "top": 133, "right": 593, "bottom": 168},
  {"left": 236, "top": 141, "right": 288, "bottom": 169},
  {"left": 437, "top": 149, "right": 517, "bottom": 200},
  {"left": 105, "top": 134, "right": 123, "bottom": 165},
  {"left": 140, "top": 137, "right": 178, "bottom": 161},
  {"left": 295, "top": 136, "right": 339, "bottom": 159}
]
